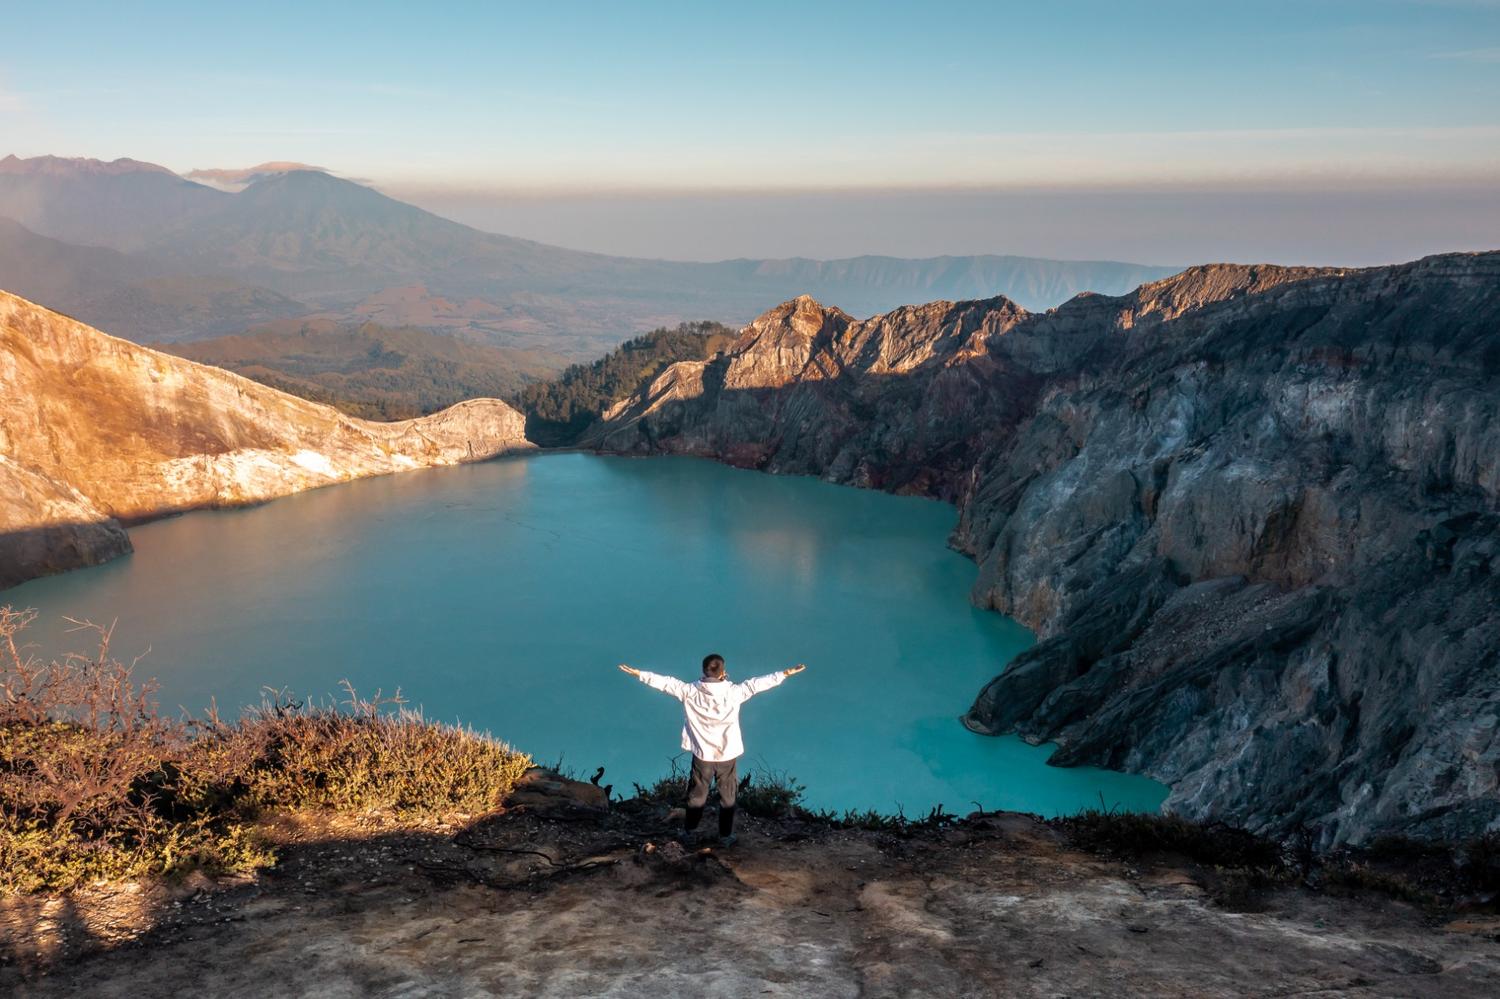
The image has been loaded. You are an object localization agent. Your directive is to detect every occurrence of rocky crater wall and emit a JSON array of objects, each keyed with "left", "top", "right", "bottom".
[
  {"left": 587, "top": 253, "right": 1500, "bottom": 845},
  {"left": 0, "top": 290, "right": 532, "bottom": 587}
]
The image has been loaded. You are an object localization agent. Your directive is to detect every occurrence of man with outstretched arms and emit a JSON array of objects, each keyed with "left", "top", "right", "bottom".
[{"left": 619, "top": 653, "right": 805, "bottom": 846}]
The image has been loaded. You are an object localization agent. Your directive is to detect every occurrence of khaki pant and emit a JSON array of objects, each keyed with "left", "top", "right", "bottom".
[{"left": 685, "top": 755, "right": 738, "bottom": 836}]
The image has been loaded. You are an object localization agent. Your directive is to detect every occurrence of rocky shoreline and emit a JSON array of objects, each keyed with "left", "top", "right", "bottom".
[{"left": 585, "top": 253, "right": 1500, "bottom": 845}]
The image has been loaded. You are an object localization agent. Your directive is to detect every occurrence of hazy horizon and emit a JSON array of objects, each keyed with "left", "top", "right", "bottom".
[
  {"left": 2, "top": 155, "right": 1495, "bottom": 267},
  {"left": 386, "top": 180, "right": 1499, "bottom": 267}
]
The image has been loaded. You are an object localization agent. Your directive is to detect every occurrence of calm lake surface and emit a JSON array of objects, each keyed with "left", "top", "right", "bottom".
[{"left": 8, "top": 453, "right": 1165, "bottom": 816}]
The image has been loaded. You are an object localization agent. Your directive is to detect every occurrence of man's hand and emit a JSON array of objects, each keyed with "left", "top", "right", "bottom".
[
  {"left": 618, "top": 664, "right": 641, "bottom": 677},
  {"left": 784, "top": 664, "right": 806, "bottom": 677}
]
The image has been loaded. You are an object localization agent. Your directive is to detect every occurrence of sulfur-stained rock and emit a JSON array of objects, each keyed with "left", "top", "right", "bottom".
[{"left": 0, "top": 290, "right": 532, "bottom": 586}]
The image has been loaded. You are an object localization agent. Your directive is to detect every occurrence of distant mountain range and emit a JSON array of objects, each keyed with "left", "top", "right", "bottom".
[
  {"left": 0, "top": 216, "right": 305, "bottom": 339},
  {"left": 0, "top": 155, "right": 1177, "bottom": 356}
]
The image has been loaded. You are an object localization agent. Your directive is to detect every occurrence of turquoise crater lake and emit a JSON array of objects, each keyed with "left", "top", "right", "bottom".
[{"left": 8, "top": 453, "right": 1165, "bottom": 817}]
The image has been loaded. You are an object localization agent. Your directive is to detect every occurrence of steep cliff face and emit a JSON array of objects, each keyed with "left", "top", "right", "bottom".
[
  {"left": 587, "top": 253, "right": 1500, "bottom": 845},
  {"left": 0, "top": 291, "right": 532, "bottom": 588},
  {"left": 592, "top": 292, "right": 1034, "bottom": 494}
]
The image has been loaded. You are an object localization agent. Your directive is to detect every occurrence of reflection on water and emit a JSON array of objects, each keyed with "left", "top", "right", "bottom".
[
  {"left": 734, "top": 523, "right": 820, "bottom": 590},
  {"left": 7, "top": 453, "right": 1166, "bottom": 816}
]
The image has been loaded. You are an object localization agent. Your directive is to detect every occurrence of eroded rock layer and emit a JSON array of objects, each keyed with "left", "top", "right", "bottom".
[
  {"left": 587, "top": 253, "right": 1500, "bottom": 845},
  {"left": 0, "top": 290, "right": 531, "bottom": 587}
]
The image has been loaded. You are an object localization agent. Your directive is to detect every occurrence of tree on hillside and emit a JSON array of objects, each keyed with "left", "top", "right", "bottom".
[{"left": 514, "top": 321, "right": 734, "bottom": 446}]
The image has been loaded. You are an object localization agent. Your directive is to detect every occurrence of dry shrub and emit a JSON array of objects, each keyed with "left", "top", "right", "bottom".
[
  {"left": 0, "top": 607, "right": 530, "bottom": 893},
  {"left": 232, "top": 684, "right": 531, "bottom": 815},
  {"left": 1057, "top": 809, "right": 1283, "bottom": 871},
  {"left": 1316, "top": 832, "right": 1500, "bottom": 907},
  {"left": 0, "top": 607, "right": 270, "bottom": 891}
]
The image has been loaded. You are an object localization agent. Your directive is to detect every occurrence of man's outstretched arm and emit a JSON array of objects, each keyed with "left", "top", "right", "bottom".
[
  {"left": 618, "top": 664, "right": 690, "bottom": 700},
  {"left": 736, "top": 664, "right": 806, "bottom": 700}
]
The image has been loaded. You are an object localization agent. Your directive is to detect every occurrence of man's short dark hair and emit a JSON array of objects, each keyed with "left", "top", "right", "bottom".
[{"left": 702, "top": 653, "right": 725, "bottom": 678}]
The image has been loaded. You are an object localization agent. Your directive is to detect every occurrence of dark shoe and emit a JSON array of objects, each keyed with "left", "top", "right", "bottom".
[
  {"left": 718, "top": 834, "right": 738, "bottom": 848},
  {"left": 678, "top": 830, "right": 699, "bottom": 847}
]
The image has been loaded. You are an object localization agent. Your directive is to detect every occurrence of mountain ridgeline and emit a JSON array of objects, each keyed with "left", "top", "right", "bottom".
[
  {"left": 584, "top": 252, "right": 1500, "bottom": 846},
  {"left": 0, "top": 155, "right": 1175, "bottom": 353}
]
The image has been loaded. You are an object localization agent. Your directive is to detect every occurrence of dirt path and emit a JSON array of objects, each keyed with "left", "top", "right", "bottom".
[{"left": 4, "top": 805, "right": 1497, "bottom": 998}]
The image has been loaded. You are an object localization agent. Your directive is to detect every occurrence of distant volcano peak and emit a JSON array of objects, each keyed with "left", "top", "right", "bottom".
[{"left": 184, "top": 162, "right": 333, "bottom": 192}]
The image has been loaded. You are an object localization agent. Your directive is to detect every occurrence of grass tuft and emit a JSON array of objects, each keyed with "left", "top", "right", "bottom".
[{"left": 632, "top": 758, "right": 807, "bottom": 818}]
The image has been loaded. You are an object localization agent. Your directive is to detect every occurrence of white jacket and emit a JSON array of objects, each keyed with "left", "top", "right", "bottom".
[{"left": 636, "top": 670, "right": 787, "bottom": 762}]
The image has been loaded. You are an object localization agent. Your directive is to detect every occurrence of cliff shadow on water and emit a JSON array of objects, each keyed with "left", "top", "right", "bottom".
[{"left": 0, "top": 523, "right": 133, "bottom": 590}]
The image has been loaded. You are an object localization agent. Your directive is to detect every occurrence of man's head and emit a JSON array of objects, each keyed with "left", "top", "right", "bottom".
[{"left": 702, "top": 653, "right": 726, "bottom": 680}]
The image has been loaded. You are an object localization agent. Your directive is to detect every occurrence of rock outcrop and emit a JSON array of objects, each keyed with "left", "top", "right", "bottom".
[
  {"left": 0, "top": 290, "right": 531, "bottom": 588},
  {"left": 586, "top": 253, "right": 1500, "bottom": 845},
  {"left": 10, "top": 807, "right": 1500, "bottom": 996}
]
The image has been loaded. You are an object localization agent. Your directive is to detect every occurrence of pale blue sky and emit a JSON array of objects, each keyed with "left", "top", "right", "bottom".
[{"left": 3, "top": 1, "right": 1498, "bottom": 261}]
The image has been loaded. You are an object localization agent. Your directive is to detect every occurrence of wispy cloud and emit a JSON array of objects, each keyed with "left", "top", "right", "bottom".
[{"left": 1431, "top": 45, "right": 1500, "bottom": 61}]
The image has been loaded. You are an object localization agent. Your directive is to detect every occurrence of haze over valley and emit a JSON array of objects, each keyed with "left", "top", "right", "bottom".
[{"left": 0, "top": 154, "right": 1175, "bottom": 357}]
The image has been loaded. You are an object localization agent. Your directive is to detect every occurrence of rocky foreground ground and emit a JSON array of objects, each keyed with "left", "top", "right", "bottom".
[{"left": 3, "top": 776, "right": 1496, "bottom": 998}]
